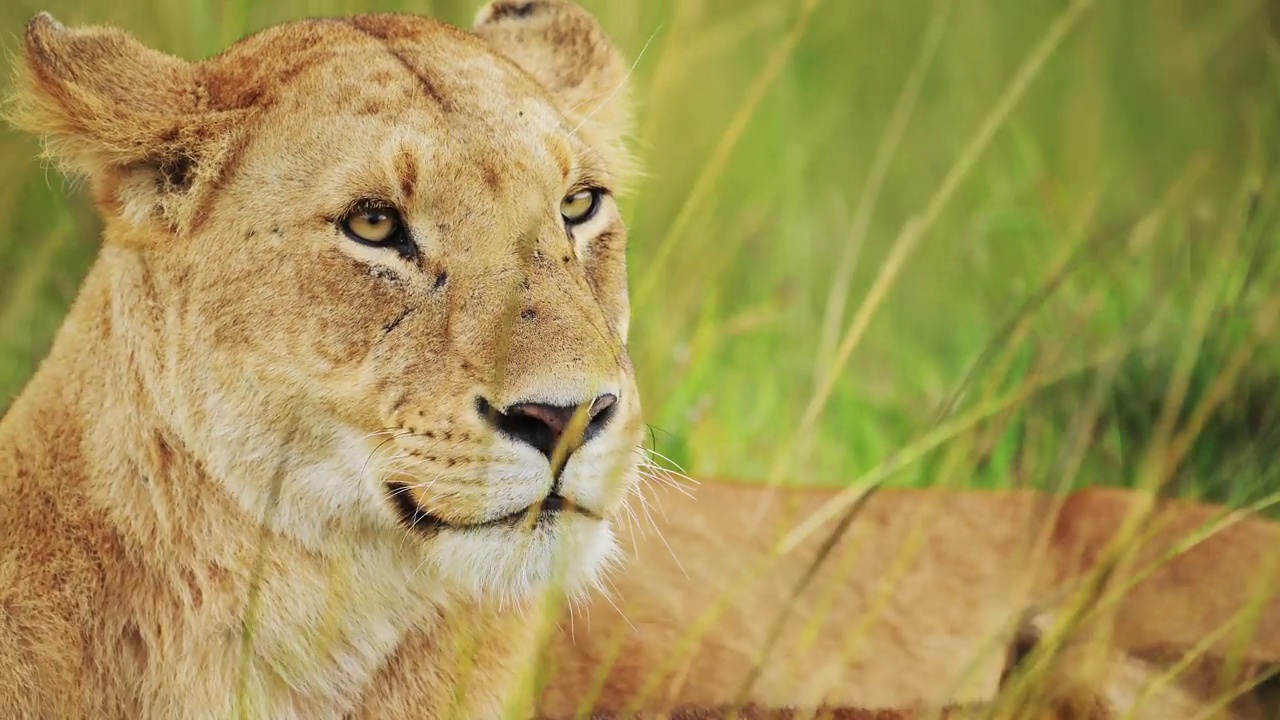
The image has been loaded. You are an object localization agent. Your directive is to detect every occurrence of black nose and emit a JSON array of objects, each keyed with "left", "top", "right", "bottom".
[{"left": 476, "top": 393, "right": 619, "bottom": 466}]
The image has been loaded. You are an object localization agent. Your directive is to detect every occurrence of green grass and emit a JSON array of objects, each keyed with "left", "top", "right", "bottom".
[{"left": 1, "top": 0, "right": 1278, "bottom": 508}]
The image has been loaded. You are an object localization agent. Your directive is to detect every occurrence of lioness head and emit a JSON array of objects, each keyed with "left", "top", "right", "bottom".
[{"left": 11, "top": 0, "right": 642, "bottom": 600}]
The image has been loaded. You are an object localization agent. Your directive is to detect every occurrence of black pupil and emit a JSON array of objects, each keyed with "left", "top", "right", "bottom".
[{"left": 365, "top": 213, "right": 388, "bottom": 226}]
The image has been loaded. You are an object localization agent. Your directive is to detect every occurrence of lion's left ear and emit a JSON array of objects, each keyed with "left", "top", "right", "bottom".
[{"left": 473, "top": 0, "right": 635, "bottom": 181}]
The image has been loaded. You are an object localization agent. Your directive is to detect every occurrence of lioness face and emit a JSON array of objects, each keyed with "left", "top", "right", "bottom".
[{"left": 16, "top": 3, "right": 641, "bottom": 599}]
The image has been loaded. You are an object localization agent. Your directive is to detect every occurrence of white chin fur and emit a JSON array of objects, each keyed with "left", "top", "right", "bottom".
[{"left": 426, "top": 516, "right": 618, "bottom": 605}]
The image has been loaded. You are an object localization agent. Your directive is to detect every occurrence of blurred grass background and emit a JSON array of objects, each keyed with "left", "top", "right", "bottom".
[{"left": 1, "top": 0, "right": 1278, "bottom": 507}]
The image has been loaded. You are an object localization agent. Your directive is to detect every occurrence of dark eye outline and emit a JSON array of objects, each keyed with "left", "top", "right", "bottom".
[
  {"left": 338, "top": 201, "right": 418, "bottom": 262},
  {"left": 561, "top": 187, "right": 606, "bottom": 227}
]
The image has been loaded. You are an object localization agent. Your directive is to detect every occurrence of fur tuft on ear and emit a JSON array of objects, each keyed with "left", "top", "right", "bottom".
[
  {"left": 473, "top": 0, "right": 637, "bottom": 183},
  {"left": 7, "top": 13, "right": 247, "bottom": 229}
]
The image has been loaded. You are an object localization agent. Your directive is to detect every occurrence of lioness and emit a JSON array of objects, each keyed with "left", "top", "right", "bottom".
[
  {"left": 3, "top": 2, "right": 642, "bottom": 717},
  {"left": 3, "top": 1, "right": 1279, "bottom": 719}
]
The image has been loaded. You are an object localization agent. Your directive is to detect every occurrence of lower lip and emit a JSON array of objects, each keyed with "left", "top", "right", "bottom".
[
  {"left": 387, "top": 484, "right": 579, "bottom": 533},
  {"left": 484, "top": 496, "right": 567, "bottom": 528}
]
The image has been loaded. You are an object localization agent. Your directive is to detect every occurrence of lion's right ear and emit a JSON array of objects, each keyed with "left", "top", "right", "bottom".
[{"left": 9, "top": 13, "right": 246, "bottom": 230}]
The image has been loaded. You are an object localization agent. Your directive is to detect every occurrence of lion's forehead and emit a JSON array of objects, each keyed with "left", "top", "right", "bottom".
[
  {"left": 220, "top": 27, "right": 575, "bottom": 198},
  {"left": 234, "top": 103, "right": 572, "bottom": 233},
  {"left": 196, "top": 14, "right": 602, "bottom": 227},
  {"left": 208, "top": 15, "right": 560, "bottom": 126},
  {"left": 288, "top": 46, "right": 546, "bottom": 121}
]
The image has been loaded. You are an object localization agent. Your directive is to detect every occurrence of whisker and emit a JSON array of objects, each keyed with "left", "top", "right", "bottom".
[
  {"left": 631, "top": 446, "right": 698, "bottom": 484},
  {"left": 619, "top": 493, "right": 642, "bottom": 557},
  {"left": 383, "top": 463, "right": 445, "bottom": 491},
  {"left": 637, "top": 447, "right": 700, "bottom": 484},
  {"left": 395, "top": 471, "right": 447, "bottom": 553},
  {"left": 638, "top": 466, "right": 693, "bottom": 501},
  {"left": 597, "top": 576, "right": 635, "bottom": 632},
  {"left": 360, "top": 430, "right": 414, "bottom": 483},
  {"left": 639, "top": 468, "right": 695, "bottom": 499},
  {"left": 651, "top": 521, "right": 687, "bottom": 580},
  {"left": 359, "top": 428, "right": 403, "bottom": 442},
  {"left": 631, "top": 482, "right": 661, "bottom": 522},
  {"left": 628, "top": 486, "right": 686, "bottom": 579},
  {"left": 409, "top": 550, "right": 434, "bottom": 585}
]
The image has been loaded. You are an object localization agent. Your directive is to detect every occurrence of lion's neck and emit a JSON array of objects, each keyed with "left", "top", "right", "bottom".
[
  {"left": 2, "top": 252, "right": 518, "bottom": 717},
  {"left": 18, "top": 252, "right": 257, "bottom": 569}
]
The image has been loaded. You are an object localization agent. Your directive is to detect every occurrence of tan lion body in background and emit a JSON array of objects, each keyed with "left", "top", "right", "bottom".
[
  {"left": 1, "top": 1, "right": 1277, "bottom": 718},
  {"left": 537, "top": 481, "right": 1280, "bottom": 718}
]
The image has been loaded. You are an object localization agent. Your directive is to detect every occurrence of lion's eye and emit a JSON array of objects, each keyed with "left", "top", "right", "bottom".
[
  {"left": 561, "top": 189, "right": 602, "bottom": 226},
  {"left": 343, "top": 208, "right": 402, "bottom": 244}
]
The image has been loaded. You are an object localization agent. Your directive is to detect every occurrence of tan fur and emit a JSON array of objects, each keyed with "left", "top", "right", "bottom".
[
  {"left": 5, "top": 3, "right": 1280, "bottom": 720},
  {"left": 2, "top": 2, "right": 641, "bottom": 718},
  {"left": 532, "top": 482, "right": 1280, "bottom": 719}
]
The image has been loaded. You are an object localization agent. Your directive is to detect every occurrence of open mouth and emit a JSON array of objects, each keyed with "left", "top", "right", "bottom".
[{"left": 385, "top": 483, "right": 597, "bottom": 534}]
